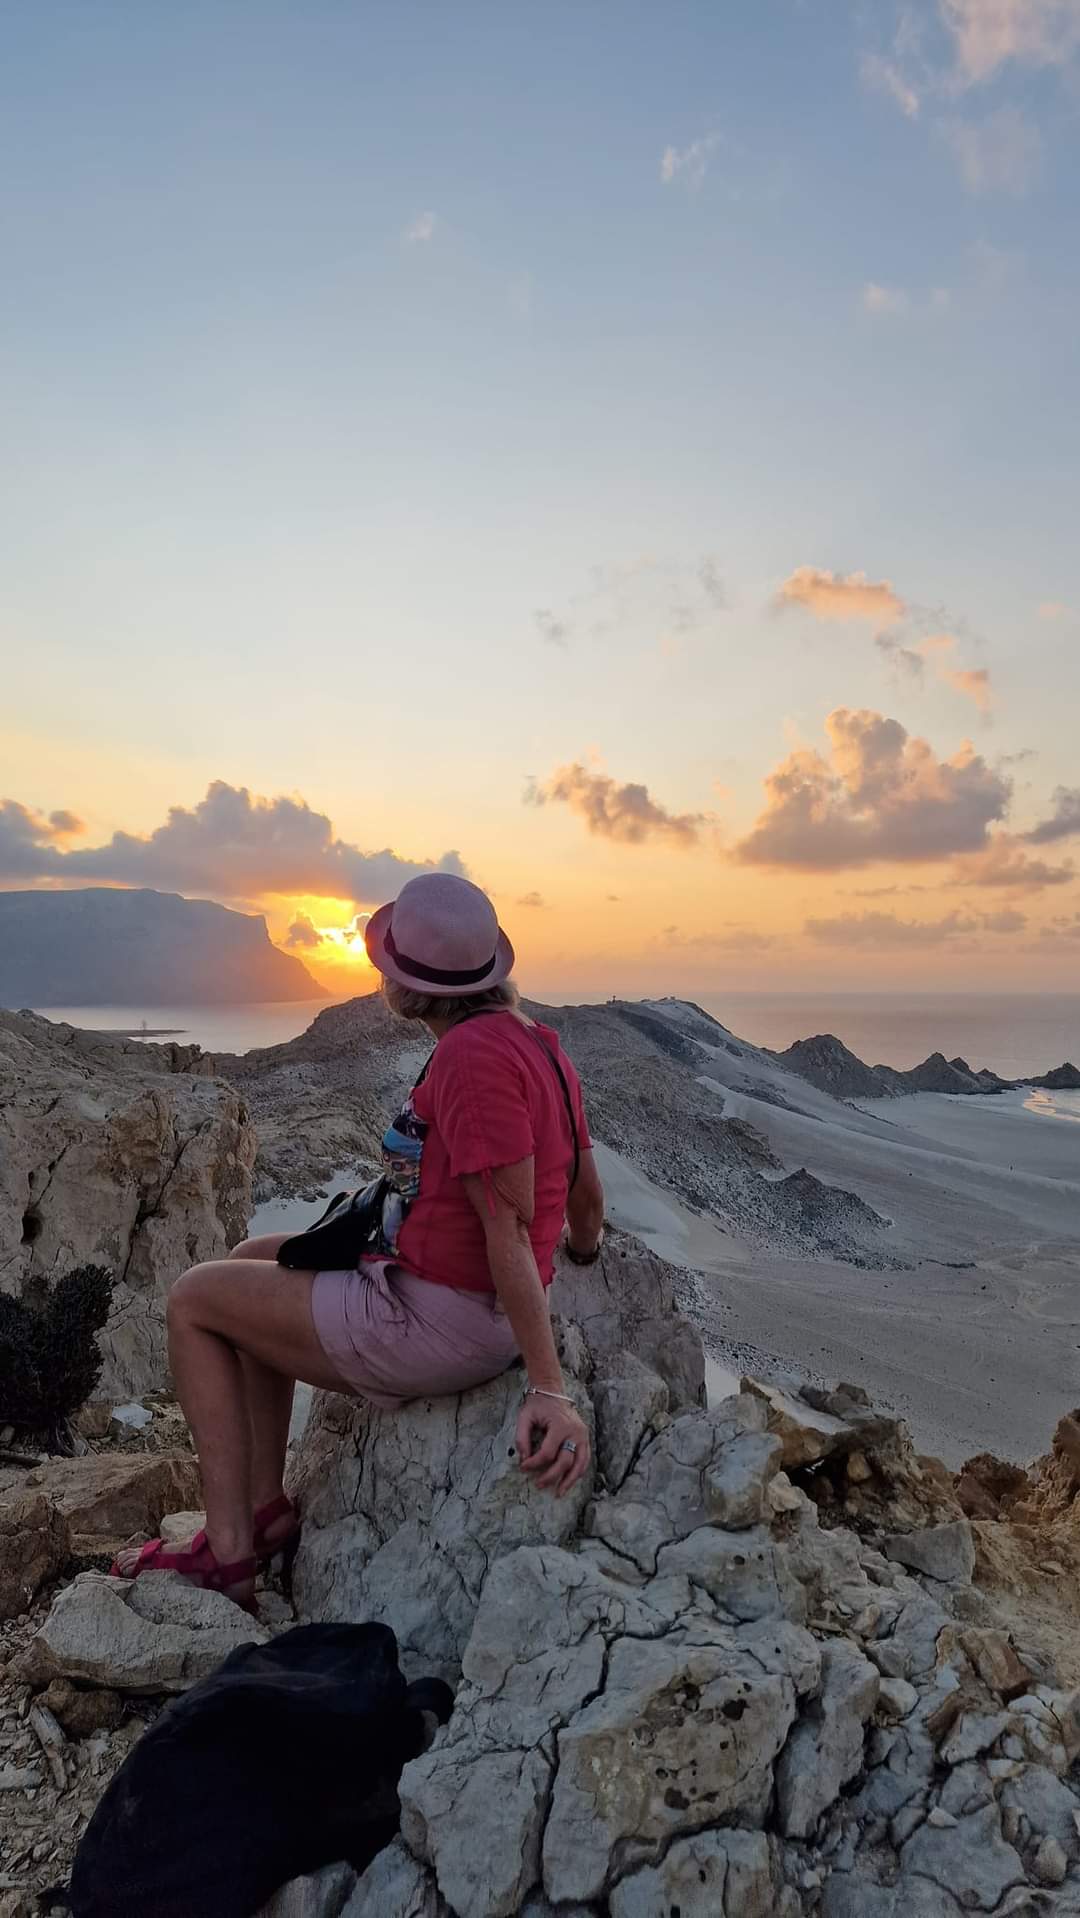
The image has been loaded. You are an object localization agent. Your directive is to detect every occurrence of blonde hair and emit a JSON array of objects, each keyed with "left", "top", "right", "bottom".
[{"left": 381, "top": 976, "right": 519, "bottom": 1024}]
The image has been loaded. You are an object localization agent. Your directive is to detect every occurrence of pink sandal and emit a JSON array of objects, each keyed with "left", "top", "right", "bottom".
[
  {"left": 252, "top": 1494, "right": 302, "bottom": 1569},
  {"left": 109, "top": 1531, "right": 258, "bottom": 1616}
]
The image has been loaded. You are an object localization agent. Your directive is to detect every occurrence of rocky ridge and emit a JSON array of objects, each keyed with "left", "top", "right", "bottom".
[
  {"left": 0, "top": 1009, "right": 255, "bottom": 1401},
  {"left": 775, "top": 1033, "right": 1080, "bottom": 1103},
  {"left": 219, "top": 994, "right": 898, "bottom": 1265}
]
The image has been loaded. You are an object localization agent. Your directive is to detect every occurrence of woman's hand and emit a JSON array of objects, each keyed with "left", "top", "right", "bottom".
[{"left": 516, "top": 1395, "right": 591, "bottom": 1496}]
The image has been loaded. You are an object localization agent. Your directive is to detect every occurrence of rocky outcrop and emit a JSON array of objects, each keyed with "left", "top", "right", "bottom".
[
  {"left": 773, "top": 1031, "right": 1079, "bottom": 1104},
  {"left": 288, "top": 1235, "right": 705, "bottom": 1679},
  {"left": 282, "top": 1237, "right": 1080, "bottom": 1916},
  {"left": 0, "top": 1008, "right": 255, "bottom": 1399},
  {"left": 774, "top": 1034, "right": 892, "bottom": 1102}
]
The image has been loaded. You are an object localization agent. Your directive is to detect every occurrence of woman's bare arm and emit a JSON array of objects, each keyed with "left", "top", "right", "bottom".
[
  {"left": 566, "top": 1146, "right": 604, "bottom": 1256},
  {"left": 462, "top": 1158, "right": 590, "bottom": 1495}
]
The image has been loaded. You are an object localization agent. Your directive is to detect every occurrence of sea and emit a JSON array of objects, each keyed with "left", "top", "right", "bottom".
[{"left": 29, "top": 990, "right": 1080, "bottom": 1123}]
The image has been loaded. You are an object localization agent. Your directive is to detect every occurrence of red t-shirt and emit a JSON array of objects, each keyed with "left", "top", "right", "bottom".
[{"left": 396, "top": 1013, "right": 591, "bottom": 1293}]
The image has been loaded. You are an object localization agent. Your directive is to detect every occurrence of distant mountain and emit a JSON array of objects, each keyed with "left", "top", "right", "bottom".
[
  {"left": 0, "top": 889, "right": 327, "bottom": 1006},
  {"left": 772, "top": 1032, "right": 1077, "bottom": 1100}
]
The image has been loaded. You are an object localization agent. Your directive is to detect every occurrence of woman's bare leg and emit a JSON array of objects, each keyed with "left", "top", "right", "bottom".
[
  {"left": 227, "top": 1234, "right": 300, "bottom": 1516},
  {"left": 117, "top": 1256, "right": 347, "bottom": 1583}
]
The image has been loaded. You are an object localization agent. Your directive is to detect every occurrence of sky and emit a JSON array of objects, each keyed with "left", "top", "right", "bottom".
[{"left": 2, "top": 0, "right": 1080, "bottom": 999}]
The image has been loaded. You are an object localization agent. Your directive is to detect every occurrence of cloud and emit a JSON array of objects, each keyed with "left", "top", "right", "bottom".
[
  {"left": 0, "top": 781, "right": 467, "bottom": 906},
  {"left": 285, "top": 911, "right": 323, "bottom": 949},
  {"left": 526, "top": 764, "right": 704, "bottom": 848},
  {"left": 660, "top": 131, "right": 722, "bottom": 190},
  {"left": 774, "top": 566, "right": 905, "bottom": 625},
  {"left": 1024, "top": 785, "right": 1080, "bottom": 844},
  {"left": 862, "top": 281, "right": 911, "bottom": 316},
  {"left": 877, "top": 631, "right": 994, "bottom": 715},
  {"left": 534, "top": 609, "right": 570, "bottom": 648},
  {"left": 697, "top": 557, "right": 727, "bottom": 607},
  {"left": 0, "top": 801, "right": 89, "bottom": 875},
  {"left": 805, "top": 906, "right": 1026, "bottom": 948},
  {"left": 403, "top": 211, "right": 436, "bottom": 245},
  {"left": 946, "top": 107, "right": 1043, "bottom": 196},
  {"left": 734, "top": 708, "right": 1011, "bottom": 870},
  {"left": 941, "top": 0, "right": 1080, "bottom": 83},
  {"left": 535, "top": 552, "right": 726, "bottom": 651},
  {"left": 951, "top": 834, "right": 1074, "bottom": 888},
  {"left": 663, "top": 924, "right": 779, "bottom": 953},
  {"left": 941, "top": 664, "right": 993, "bottom": 714},
  {"left": 515, "top": 891, "right": 547, "bottom": 908},
  {"left": 1038, "top": 599, "right": 1072, "bottom": 620},
  {"left": 860, "top": 50, "right": 921, "bottom": 115}
]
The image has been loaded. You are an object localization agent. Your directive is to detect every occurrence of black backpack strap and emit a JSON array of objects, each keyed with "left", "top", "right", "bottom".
[{"left": 528, "top": 1028, "right": 581, "bottom": 1191}]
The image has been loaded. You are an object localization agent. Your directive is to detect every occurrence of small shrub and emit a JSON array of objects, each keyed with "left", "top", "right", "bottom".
[{"left": 0, "top": 1265, "right": 114, "bottom": 1449}]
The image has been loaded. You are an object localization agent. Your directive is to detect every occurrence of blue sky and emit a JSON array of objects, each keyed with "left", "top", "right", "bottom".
[{"left": 2, "top": 2, "right": 1079, "bottom": 994}]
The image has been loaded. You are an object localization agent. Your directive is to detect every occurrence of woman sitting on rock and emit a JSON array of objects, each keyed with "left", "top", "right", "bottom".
[{"left": 114, "top": 874, "right": 604, "bottom": 1611}]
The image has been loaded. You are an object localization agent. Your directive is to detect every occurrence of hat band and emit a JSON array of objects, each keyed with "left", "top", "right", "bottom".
[{"left": 385, "top": 924, "right": 497, "bottom": 987}]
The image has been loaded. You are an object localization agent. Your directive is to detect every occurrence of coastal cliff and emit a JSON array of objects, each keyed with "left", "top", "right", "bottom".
[{"left": 0, "top": 888, "right": 326, "bottom": 1006}]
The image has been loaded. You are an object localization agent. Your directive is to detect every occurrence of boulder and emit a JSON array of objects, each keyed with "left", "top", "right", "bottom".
[
  {"left": 586, "top": 1396, "right": 781, "bottom": 1572},
  {"left": 885, "top": 1520, "right": 976, "bottom": 1587},
  {"left": 742, "top": 1376, "right": 895, "bottom": 1470},
  {"left": 901, "top": 1802, "right": 1025, "bottom": 1911},
  {"left": 288, "top": 1237, "right": 702, "bottom": 1678},
  {"left": 20, "top": 1451, "right": 202, "bottom": 1558},
  {"left": 21, "top": 1570, "right": 265, "bottom": 1692},
  {"left": 0, "top": 1486, "right": 70, "bottom": 1619},
  {"left": 39, "top": 1676, "right": 125, "bottom": 1737},
  {"left": 776, "top": 1640, "right": 880, "bottom": 1838},
  {"left": 608, "top": 1829, "right": 778, "bottom": 1917},
  {"left": 0, "top": 1007, "right": 255, "bottom": 1400}
]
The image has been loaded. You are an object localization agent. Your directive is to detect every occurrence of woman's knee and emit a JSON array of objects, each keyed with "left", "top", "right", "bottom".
[
  {"left": 166, "top": 1260, "right": 227, "bottom": 1330},
  {"left": 229, "top": 1233, "right": 287, "bottom": 1261}
]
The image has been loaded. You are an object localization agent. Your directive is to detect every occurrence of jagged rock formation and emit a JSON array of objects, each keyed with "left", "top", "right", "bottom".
[
  {"left": 775, "top": 1033, "right": 1079, "bottom": 1104},
  {"left": 0, "top": 887, "right": 326, "bottom": 1005},
  {"left": 282, "top": 1237, "right": 1080, "bottom": 1917},
  {"left": 1037, "top": 1062, "right": 1080, "bottom": 1090},
  {"left": 0, "top": 1009, "right": 255, "bottom": 1399}
]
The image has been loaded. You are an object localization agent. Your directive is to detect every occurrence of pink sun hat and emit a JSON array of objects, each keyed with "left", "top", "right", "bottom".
[{"left": 364, "top": 873, "right": 515, "bottom": 997}]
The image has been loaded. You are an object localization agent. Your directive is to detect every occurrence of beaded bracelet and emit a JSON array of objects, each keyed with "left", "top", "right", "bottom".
[{"left": 525, "top": 1385, "right": 576, "bottom": 1406}]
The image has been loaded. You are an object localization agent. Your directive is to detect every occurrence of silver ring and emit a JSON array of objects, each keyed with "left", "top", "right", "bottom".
[{"left": 560, "top": 1440, "right": 578, "bottom": 1454}]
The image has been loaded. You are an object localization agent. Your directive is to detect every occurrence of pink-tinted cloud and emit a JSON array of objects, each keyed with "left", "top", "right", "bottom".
[
  {"left": 941, "top": 664, "right": 994, "bottom": 714},
  {"left": 951, "top": 834, "right": 1074, "bottom": 889},
  {"left": 734, "top": 709, "right": 1010, "bottom": 870},
  {"left": 774, "top": 567, "right": 905, "bottom": 625},
  {"left": 526, "top": 764, "right": 704, "bottom": 847},
  {"left": 942, "top": 0, "right": 1080, "bottom": 83}
]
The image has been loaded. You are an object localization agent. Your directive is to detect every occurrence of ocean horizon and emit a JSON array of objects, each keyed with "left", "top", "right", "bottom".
[{"left": 25, "top": 989, "right": 1080, "bottom": 1085}]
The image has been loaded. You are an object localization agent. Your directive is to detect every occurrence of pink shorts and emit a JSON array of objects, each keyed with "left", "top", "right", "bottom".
[{"left": 310, "top": 1258, "right": 521, "bottom": 1408}]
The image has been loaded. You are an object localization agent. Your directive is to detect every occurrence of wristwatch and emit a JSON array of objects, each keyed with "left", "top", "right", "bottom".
[{"left": 564, "top": 1233, "right": 603, "bottom": 1266}]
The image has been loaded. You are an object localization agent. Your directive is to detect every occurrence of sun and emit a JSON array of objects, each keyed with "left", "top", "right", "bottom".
[{"left": 315, "top": 923, "right": 373, "bottom": 963}]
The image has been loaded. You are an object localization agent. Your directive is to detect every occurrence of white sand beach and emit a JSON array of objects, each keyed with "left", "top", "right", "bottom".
[{"left": 596, "top": 1086, "right": 1080, "bottom": 1468}]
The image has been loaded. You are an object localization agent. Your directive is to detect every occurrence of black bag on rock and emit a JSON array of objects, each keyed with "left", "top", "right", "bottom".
[
  {"left": 62, "top": 1622, "right": 453, "bottom": 1918},
  {"left": 276, "top": 1175, "right": 390, "bottom": 1270}
]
